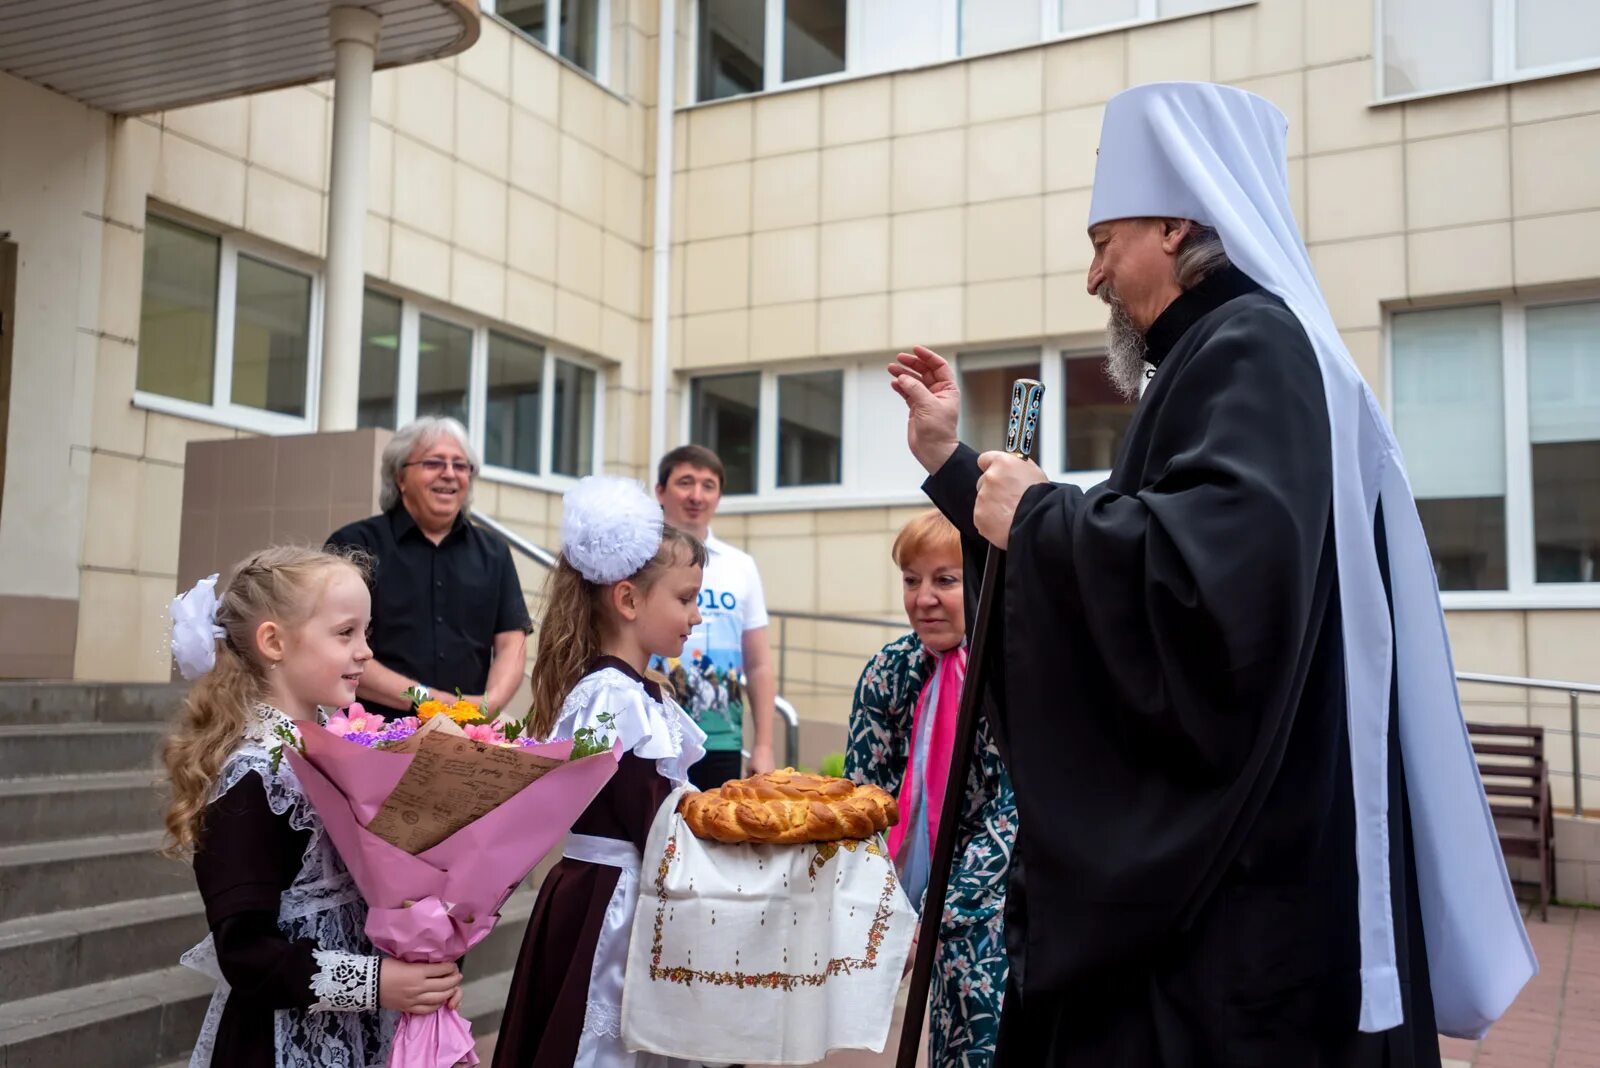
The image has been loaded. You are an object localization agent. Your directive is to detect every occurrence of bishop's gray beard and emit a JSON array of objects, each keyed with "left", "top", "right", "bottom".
[{"left": 1100, "top": 285, "right": 1149, "bottom": 400}]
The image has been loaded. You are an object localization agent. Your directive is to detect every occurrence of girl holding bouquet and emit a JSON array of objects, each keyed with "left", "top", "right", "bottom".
[
  {"left": 494, "top": 477, "right": 707, "bottom": 1068},
  {"left": 162, "top": 546, "right": 464, "bottom": 1068}
]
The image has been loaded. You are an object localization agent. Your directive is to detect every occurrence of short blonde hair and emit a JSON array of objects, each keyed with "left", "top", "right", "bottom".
[{"left": 891, "top": 510, "right": 960, "bottom": 569}]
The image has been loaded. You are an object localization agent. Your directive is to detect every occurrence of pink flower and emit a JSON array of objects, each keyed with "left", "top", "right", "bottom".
[
  {"left": 463, "top": 722, "right": 508, "bottom": 746},
  {"left": 326, "top": 704, "right": 387, "bottom": 738},
  {"left": 325, "top": 711, "right": 355, "bottom": 737}
]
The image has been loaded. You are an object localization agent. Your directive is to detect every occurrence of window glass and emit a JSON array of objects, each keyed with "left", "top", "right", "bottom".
[
  {"left": 486, "top": 333, "right": 545, "bottom": 475},
  {"left": 230, "top": 255, "right": 311, "bottom": 417},
  {"left": 699, "top": 0, "right": 765, "bottom": 101},
  {"left": 958, "top": 351, "right": 1040, "bottom": 452},
  {"left": 495, "top": 0, "right": 550, "bottom": 45},
  {"left": 358, "top": 291, "right": 401, "bottom": 430},
  {"left": 416, "top": 315, "right": 473, "bottom": 427},
  {"left": 962, "top": 0, "right": 1041, "bottom": 55},
  {"left": 1060, "top": 0, "right": 1138, "bottom": 33},
  {"left": 1392, "top": 304, "right": 1507, "bottom": 590},
  {"left": 1063, "top": 352, "right": 1137, "bottom": 471},
  {"left": 552, "top": 358, "right": 596, "bottom": 477},
  {"left": 138, "top": 217, "right": 218, "bottom": 404},
  {"left": 1517, "top": 0, "right": 1600, "bottom": 71},
  {"left": 1526, "top": 302, "right": 1600, "bottom": 583},
  {"left": 777, "top": 370, "right": 843, "bottom": 486},
  {"left": 691, "top": 372, "right": 761, "bottom": 493},
  {"left": 784, "top": 0, "right": 846, "bottom": 82},
  {"left": 1382, "top": 0, "right": 1493, "bottom": 96},
  {"left": 560, "top": 0, "right": 602, "bottom": 75}
]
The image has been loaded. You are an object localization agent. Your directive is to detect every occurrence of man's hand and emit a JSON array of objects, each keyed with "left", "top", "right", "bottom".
[
  {"left": 975, "top": 451, "right": 1047, "bottom": 550},
  {"left": 888, "top": 346, "right": 961, "bottom": 475},
  {"left": 748, "top": 742, "right": 777, "bottom": 775}
]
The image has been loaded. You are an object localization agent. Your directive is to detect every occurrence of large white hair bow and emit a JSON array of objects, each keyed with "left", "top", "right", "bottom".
[
  {"left": 170, "top": 574, "right": 227, "bottom": 680},
  {"left": 560, "top": 476, "right": 664, "bottom": 584}
]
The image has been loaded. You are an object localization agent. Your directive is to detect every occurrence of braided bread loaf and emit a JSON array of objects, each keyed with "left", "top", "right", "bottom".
[{"left": 678, "top": 768, "right": 899, "bottom": 845}]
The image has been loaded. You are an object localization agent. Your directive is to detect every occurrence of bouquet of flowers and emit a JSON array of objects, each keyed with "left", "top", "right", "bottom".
[{"left": 281, "top": 695, "right": 620, "bottom": 1068}]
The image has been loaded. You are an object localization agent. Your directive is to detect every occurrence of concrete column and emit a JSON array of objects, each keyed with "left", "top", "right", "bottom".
[{"left": 318, "top": 6, "right": 381, "bottom": 431}]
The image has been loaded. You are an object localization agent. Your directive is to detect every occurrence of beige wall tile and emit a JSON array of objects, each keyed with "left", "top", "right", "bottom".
[
  {"left": 83, "top": 453, "right": 141, "bottom": 571},
  {"left": 453, "top": 165, "right": 509, "bottom": 260},
  {"left": 142, "top": 412, "right": 235, "bottom": 465},
  {"left": 1044, "top": 105, "right": 1102, "bottom": 192},
  {"left": 365, "top": 213, "right": 391, "bottom": 278},
  {"left": 1234, "top": 71, "right": 1304, "bottom": 157},
  {"left": 753, "top": 151, "right": 821, "bottom": 230},
  {"left": 456, "top": 80, "right": 511, "bottom": 180},
  {"left": 750, "top": 301, "right": 820, "bottom": 361},
  {"left": 1526, "top": 611, "right": 1600, "bottom": 684},
  {"left": 508, "top": 187, "right": 558, "bottom": 280},
  {"left": 509, "top": 109, "right": 560, "bottom": 202},
  {"left": 1305, "top": 145, "right": 1403, "bottom": 243},
  {"left": 560, "top": 69, "right": 608, "bottom": 151},
  {"left": 600, "top": 307, "right": 640, "bottom": 363},
  {"left": 751, "top": 226, "right": 820, "bottom": 305},
  {"left": 74, "top": 571, "right": 144, "bottom": 680},
  {"left": 1044, "top": 32, "right": 1126, "bottom": 111},
  {"left": 969, "top": 50, "right": 1043, "bottom": 124},
  {"left": 1308, "top": 235, "right": 1405, "bottom": 330},
  {"left": 604, "top": 159, "right": 645, "bottom": 242},
  {"left": 820, "top": 140, "right": 891, "bottom": 221},
  {"left": 392, "top": 135, "right": 454, "bottom": 238},
  {"left": 1513, "top": 113, "right": 1600, "bottom": 217},
  {"left": 559, "top": 134, "right": 606, "bottom": 225},
  {"left": 892, "top": 208, "right": 965, "bottom": 291},
  {"left": 139, "top": 462, "right": 183, "bottom": 575},
  {"left": 893, "top": 64, "right": 967, "bottom": 135},
  {"left": 156, "top": 132, "right": 246, "bottom": 227},
  {"left": 1128, "top": 16, "right": 1212, "bottom": 85},
  {"left": 371, "top": 70, "right": 397, "bottom": 126},
  {"left": 819, "top": 218, "right": 890, "bottom": 298},
  {"left": 603, "top": 233, "right": 644, "bottom": 315},
  {"left": 1404, "top": 86, "right": 1507, "bottom": 140},
  {"left": 1044, "top": 272, "right": 1105, "bottom": 336},
  {"left": 244, "top": 169, "right": 324, "bottom": 256},
  {"left": 512, "top": 44, "right": 562, "bottom": 124},
  {"left": 818, "top": 294, "right": 889, "bottom": 354},
  {"left": 1513, "top": 210, "right": 1600, "bottom": 287},
  {"left": 1406, "top": 129, "right": 1510, "bottom": 230},
  {"left": 1045, "top": 189, "right": 1094, "bottom": 274},
  {"left": 1305, "top": 61, "right": 1399, "bottom": 154},
  {"left": 822, "top": 77, "right": 893, "bottom": 145},
  {"left": 891, "top": 128, "right": 966, "bottom": 213},
  {"left": 506, "top": 270, "right": 557, "bottom": 336},
  {"left": 247, "top": 88, "right": 327, "bottom": 188},
  {"left": 389, "top": 225, "right": 452, "bottom": 298},
  {"left": 682, "top": 308, "right": 751, "bottom": 366},
  {"left": 1444, "top": 611, "right": 1528, "bottom": 678},
  {"left": 688, "top": 100, "right": 753, "bottom": 167},
  {"left": 451, "top": 250, "right": 507, "bottom": 320},
  {"left": 98, "top": 223, "right": 143, "bottom": 343},
  {"left": 1213, "top": 0, "right": 1304, "bottom": 81},
  {"left": 460, "top": 19, "right": 512, "bottom": 96},
  {"left": 755, "top": 90, "right": 821, "bottom": 156},
  {"left": 556, "top": 289, "right": 602, "bottom": 351},
  {"left": 1287, "top": 155, "right": 1307, "bottom": 229},
  {"left": 684, "top": 235, "right": 752, "bottom": 313},
  {"left": 966, "top": 277, "right": 1042, "bottom": 342},
  {"left": 606, "top": 96, "right": 644, "bottom": 171},
  {"left": 368, "top": 122, "right": 394, "bottom": 218},
  {"left": 892, "top": 286, "right": 964, "bottom": 347},
  {"left": 748, "top": 535, "right": 818, "bottom": 612},
  {"left": 1509, "top": 68, "right": 1600, "bottom": 125},
  {"left": 685, "top": 161, "right": 753, "bottom": 240},
  {"left": 558, "top": 212, "right": 606, "bottom": 301},
  {"left": 104, "top": 117, "right": 160, "bottom": 227},
  {"left": 163, "top": 97, "right": 249, "bottom": 158},
  {"left": 394, "top": 61, "right": 456, "bottom": 147},
  {"left": 1339, "top": 328, "right": 1383, "bottom": 397},
  {"left": 816, "top": 532, "right": 894, "bottom": 612},
  {"left": 966, "top": 197, "right": 1043, "bottom": 282},
  {"left": 968, "top": 116, "right": 1043, "bottom": 202},
  {"left": 92, "top": 339, "right": 146, "bottom": 456},
  {"left": 1305, "top": 0, "right": 1372, "bottom": 66}
]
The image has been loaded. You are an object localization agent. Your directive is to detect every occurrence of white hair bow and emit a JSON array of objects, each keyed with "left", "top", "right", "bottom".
[
  {"left": 560, "top": 476, "right": 664, "bottom": 584},
  {"left": 170, "top": 574, "right": 227, "bottom": 681}
]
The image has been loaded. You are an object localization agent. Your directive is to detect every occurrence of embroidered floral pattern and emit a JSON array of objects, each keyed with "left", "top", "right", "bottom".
[
  {"left": 845, "top": 633, "right": 1017, "bottom": 1067},
  {"left": 309, "top": 950, "right": 380, "bottom": 1012}
]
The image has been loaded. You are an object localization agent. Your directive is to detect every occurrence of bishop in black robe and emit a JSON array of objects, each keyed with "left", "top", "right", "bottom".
[{"left": 920, "top": 265, "right": 1442, "bottom": 1067}]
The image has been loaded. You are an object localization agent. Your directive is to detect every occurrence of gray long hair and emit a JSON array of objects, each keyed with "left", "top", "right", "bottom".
[
  {"left": 379, "top": 416, "right": 480, "bottom": 512},
  {"left": 1173, "top": 222, "right": 1232, "bottom": 289}
]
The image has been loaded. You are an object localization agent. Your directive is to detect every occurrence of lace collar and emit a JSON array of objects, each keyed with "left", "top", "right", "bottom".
[{"left": 243, "top": 702, "right": 299, "bottom": 746}]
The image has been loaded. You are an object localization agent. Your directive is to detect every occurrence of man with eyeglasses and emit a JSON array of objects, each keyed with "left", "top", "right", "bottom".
[{"left": 327, "top": 415, "right": 531, "bottom": 720}]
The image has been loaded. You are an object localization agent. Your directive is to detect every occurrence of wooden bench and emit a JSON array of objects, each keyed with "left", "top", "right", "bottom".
[{"left": 1467, "top": 723, "right": 1554, "bottom": 920}]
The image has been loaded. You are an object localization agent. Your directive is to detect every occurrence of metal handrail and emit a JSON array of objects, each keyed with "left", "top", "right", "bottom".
[{"left": 1456, "top": 671, "right": 1599, "bottom": 818}]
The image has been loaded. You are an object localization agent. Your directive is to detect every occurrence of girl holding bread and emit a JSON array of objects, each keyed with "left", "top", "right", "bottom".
[{"left": 493, "top": 476, "right": 707, "bottom": 1068}]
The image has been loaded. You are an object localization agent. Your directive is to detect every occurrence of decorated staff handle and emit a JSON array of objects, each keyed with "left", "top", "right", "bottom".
[{"left": 895, "top": 378, "right": 1043, "bottom": 1066}]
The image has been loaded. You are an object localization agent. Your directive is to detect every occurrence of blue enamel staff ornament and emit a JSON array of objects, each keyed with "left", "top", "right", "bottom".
[{"left": 896, "top": 378, "right": 1044, "bottom": 1067}]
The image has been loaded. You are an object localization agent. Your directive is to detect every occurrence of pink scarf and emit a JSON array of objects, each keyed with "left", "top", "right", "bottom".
[{"left": 887, "top": 645, "right": 966, "bottom": 864}]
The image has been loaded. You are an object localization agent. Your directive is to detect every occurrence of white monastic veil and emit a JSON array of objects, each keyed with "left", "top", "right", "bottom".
[{"left": 1086, "top": 82, "right": 1535, "bottom": 1038}]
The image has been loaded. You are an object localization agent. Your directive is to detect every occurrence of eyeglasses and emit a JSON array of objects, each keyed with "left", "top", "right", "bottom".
[{"left": 403, "top": 458, "right": 476, "bottom": 477}]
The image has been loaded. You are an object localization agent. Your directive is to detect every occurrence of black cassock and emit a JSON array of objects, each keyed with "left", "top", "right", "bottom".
[{"left": 924, "top": 266, "right": 1441, "bottom": 1068}]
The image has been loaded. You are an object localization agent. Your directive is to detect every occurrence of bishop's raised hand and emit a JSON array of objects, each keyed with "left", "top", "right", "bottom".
[{"left": 888, "top": 345, "right": 961, "bottom": 475}]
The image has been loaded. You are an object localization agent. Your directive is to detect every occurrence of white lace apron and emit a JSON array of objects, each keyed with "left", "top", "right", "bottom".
[{"left": 180, "top": 704, "right": 398, "bottom": 1068}]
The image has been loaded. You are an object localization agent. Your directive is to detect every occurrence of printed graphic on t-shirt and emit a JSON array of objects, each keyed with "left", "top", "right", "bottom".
[{"left": 658, "top": 586, "right": 745, "bottom": 750}]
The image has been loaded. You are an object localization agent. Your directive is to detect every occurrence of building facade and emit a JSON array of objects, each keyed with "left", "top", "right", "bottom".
[{"left": 2, "top": 0, "right": 1597, "bottom": 804}]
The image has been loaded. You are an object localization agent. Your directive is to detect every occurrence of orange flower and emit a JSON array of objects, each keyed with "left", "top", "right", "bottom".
[
  {"left": 416, "top": 699, "right": 449, "bottom": 721},
  {"left": 448, "top": 700, "right": 484, "bottom": 724}
]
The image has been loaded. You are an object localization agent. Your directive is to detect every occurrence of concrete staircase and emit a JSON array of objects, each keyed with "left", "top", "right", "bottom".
[{"left": 0, "top": 681, "right": 531, "bottom": 1067}]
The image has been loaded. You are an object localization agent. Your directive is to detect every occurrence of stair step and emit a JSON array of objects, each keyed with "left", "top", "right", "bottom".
[
  {"left": 0, "top": 681, "right": 186, "bottom": 727},
  {"left": 0, "top": 892, "right": 208, "bottom": 1004},
  {"left": 0, "top": 723, "right": 166, "bottom": 780},
  {"left": 0, "top": 964, "right": 212, "bottom": 1068},
  {"left": 0, "top": 771, "right": 167, "bottom": 845},
  {"left": 460, "top": 968, "right": 515, "bottom": 1043},
  {"left": 0, "top": 831, "right": 191, "bottom": 923}
]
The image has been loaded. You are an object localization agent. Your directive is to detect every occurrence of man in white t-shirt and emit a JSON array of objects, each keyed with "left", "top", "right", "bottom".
[{"left": 654, "top": 444, "right": 777, "bottom": 789}]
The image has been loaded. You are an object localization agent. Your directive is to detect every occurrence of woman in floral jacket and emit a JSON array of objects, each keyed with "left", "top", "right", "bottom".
[{"left": 845, "top": 510, "right": 1017, "bottom": 1067}]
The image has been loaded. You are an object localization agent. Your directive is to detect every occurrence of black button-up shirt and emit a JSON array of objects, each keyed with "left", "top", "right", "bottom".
[{"left": 327, "top": 506, "right": 531, "bottom": 717}]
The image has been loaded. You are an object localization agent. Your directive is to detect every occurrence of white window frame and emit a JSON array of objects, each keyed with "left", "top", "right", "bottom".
[
  {"left": 134, "top": 217, "right": 325, "bottom": 436},
  {"left": 1373, "top": 0, "right": 1600, "bottom": 105},
  {"left": 1386, "top": 295, "right": 1600, "bottom": 610},
  {"left": 482, "top": 0, "right": 612, "bottom": 87}
]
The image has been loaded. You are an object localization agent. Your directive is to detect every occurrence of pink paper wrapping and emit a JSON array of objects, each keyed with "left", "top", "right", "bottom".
[{"left": 287, "top": 724, "right": 620, "bottom": 1068}]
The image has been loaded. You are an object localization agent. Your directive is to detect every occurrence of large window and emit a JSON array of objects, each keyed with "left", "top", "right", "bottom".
[
  {"left": 955, "top": 348, "right": 1137, "bottom": 475},
  {"left": 1392, "top": 299, "right": 1600, "bottom": 600},
  {"left": 690, "top": 372, "right": 761, "bottom": 494},
  {"left": 1381, "top": 0, "right": 1600, "bottom": 99},
  {"left": 487, "top": 0, "right": 610, "bottom": 82},
  {"left": 136, "top": 215, "right": 318, "bottom": 432},
  {"left": 777, "top": 370, "right": 843, "bottom": 487},
  {"left": 688, "top": 368, "right": 844, "bottom": 494},
  {"left": 698, "top": 0, "right": 846, "bottom": 102}
]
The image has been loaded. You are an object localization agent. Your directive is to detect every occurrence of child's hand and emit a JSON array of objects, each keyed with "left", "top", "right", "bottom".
[{"left": 377, "top": 958, "right": 462, "bottom": 1015}]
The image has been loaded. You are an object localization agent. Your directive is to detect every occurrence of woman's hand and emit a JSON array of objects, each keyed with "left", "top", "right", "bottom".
[{"left": 377, "top": 958, "right": 463, "bottom": 1015}]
